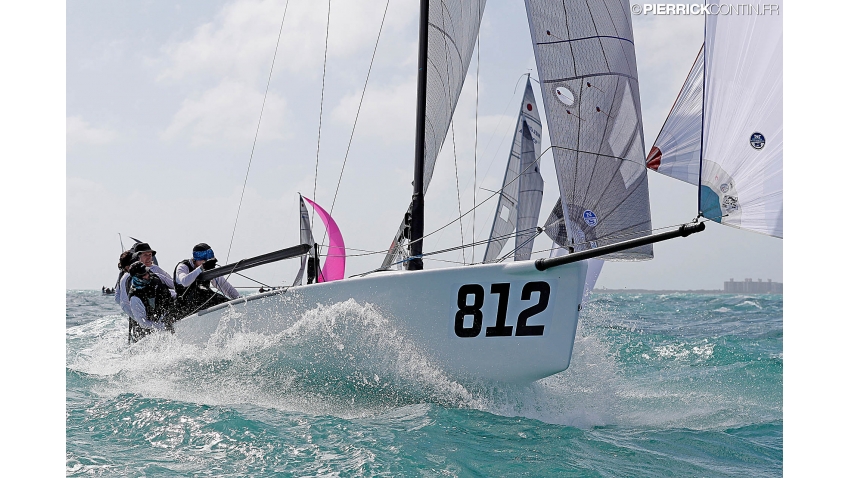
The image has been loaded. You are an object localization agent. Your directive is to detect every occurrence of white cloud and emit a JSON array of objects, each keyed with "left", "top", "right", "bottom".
[
  {"left": 161, "top": 78, "right": 288, "bottom": 146},
  {"left": 329, "top": 77, "right": 416, "bottom": 147},
  {"left": 67, "top": 116, "right": 116, "bottom": 147},
  {"left": 158, "top": 0, "right": 416, "bottom": 82}
]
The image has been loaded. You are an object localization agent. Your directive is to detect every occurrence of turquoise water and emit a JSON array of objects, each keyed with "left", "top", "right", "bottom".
[{"left": 66, "top": 290, "right": 782, "bottom": 476}]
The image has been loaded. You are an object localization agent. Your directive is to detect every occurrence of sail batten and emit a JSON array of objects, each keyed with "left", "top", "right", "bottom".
[{"left": 525, "top": 0, "right": 653, "bottom": 260}]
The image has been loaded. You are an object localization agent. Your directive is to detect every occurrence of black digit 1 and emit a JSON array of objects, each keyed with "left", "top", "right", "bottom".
[
  {"left": 486, "top": 283, "right": 512, "bottom": 336},
  {"left": 515, "top": 281, "right": 550, "bottom": 336},
  {"left": 455, "top": 284, "right": 484, "bottom": 337}
]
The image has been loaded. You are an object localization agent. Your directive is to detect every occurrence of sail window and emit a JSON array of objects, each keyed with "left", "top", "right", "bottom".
[{"left": 555, "top": 87, "right": 574, "bottom": 106}]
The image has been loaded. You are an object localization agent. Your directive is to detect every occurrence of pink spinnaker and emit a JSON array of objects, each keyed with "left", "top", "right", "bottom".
[{"left": 303, "top": 197, "right": 345, "bottom": 282}]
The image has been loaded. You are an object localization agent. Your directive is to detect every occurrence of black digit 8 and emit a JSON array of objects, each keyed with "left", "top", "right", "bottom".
[{"left": 455, "top": 284, "right": 484, "bottom": 337}]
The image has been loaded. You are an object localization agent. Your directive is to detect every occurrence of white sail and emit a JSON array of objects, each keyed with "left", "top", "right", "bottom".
[
  {"left": 292, "top": 195, "right": 316, "bottom": 286},
  {"left": 701, "top": 1, "right": 783, "bottom": 237},
  {"left": 647, "top": 4, "right": 782, "bottom": 238},
  {"left": 514, "top": 120, "right": 545, "bottom": 260},
  {"left": 524, "top": 0, "right": 653, "bottom": 260},
  {"left": 646, "top": 45, "right": 704, "bottom": 185},
  {"left": 382, "top": 0, "right": 488, "bottom": 269},
  {"left": 483, "top": 77, "right": 543, "bottom": 263}
]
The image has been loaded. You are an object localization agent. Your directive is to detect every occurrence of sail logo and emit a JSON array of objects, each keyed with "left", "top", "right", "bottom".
[
  {"left": 750, "top": 132, "right": 765, "bottom": 150},
  {"left": 583, "top": 210, "right": 598, "bottom": 227}
]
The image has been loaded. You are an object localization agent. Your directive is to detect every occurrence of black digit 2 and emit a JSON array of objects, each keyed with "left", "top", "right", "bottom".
[
  {"left": 515, "top": 281, "right": 550, "bottom": 336},
  {"left": 455, "top": 284, "right": 484, "bottom": 337},
  {"left": 486, "top": 283, "right": 512, "bottom": 336}
]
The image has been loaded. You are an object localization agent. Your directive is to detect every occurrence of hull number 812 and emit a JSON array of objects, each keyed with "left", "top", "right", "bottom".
[{"left": 454, "top": 282, "right": 550, "bottom": 338}]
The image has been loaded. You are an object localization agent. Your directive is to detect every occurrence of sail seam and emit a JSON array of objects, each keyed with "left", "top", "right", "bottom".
[
  {"left": 535, "top": 34, "right": 634, "bottom": 46},
  {"left": 542, "top": 71, "right": 637, "bottom": 84}
]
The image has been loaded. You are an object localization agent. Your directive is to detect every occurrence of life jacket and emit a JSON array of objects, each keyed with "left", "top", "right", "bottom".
[
  {"left": 173, "top": 259, "right": 211, "bottom": 297},
  {"left": 172, "top": 259, "right": 229, "bottom": 318},
  {"left": 127, "top": 274, "right": 174, "bottom": 323},
  {"left": 127, "top": 274, "right": 174, "bottom": 343}
]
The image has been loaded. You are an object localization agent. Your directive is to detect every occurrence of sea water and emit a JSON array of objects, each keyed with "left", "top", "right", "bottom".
[{"left": 66, "top": 290, "right": 782, "bottom": 476}]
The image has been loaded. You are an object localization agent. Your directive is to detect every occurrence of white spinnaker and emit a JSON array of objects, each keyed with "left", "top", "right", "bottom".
[
  {"left": 483, "top": 77, "right": 543, "bottom": 263},
  {"left": 646, "top": 45, "right": 704, "bottom": 185},
  {"left": 701, "top": 0, "right": 783, "bottom": 237},
  {"left": 293, "top": 195, "right": 316, "bottom": 286},
  {"left": 381, "top": 0, "right": 487, "bottom": 269},
  {"left": 524, "top": 0, "right": 653, "bottom": 260}
]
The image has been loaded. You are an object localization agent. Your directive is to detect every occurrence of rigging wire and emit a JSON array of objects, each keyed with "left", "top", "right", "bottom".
[
  {"left": 439, "top": 2, "right": 466, "bottom": 265},
  {"left": 472, "top": 0, "right": 481, "bottom": 264},
  {"left": 312, "top": 0, "right": 332, "bottom": 232},
  {"left": 224, "top": 0, "right": 290, "bottom": 263},
  {"left": 327, "top": 0, "right": 390, "bottom": 216}
]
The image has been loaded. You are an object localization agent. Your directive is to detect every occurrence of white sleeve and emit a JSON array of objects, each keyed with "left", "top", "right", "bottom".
[
  {"left": 175, "top": 262, "right": 203, "bottom": 287},
  {"left": 150, "top": 264, "right": 175, "bottom": 289},
  {"left": 129, "top": 297, "right": 166, "bottom": 330},
  {"left": 213, "top": 277, "right": 241, "bottom": 300},
  {"left": 118, "top": 275, "right": 132, "bottom": 315}
]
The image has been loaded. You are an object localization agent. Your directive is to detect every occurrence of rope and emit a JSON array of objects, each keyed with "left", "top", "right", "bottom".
[
  {"left": 225, "top": 1, "right": 290, "bottom": 263},
  {"left": 312, "top": 0, "right": 332, "bottom": 230}
]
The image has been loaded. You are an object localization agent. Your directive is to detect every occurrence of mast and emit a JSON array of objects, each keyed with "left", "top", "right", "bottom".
[{"left": 408, "top": 0, "right": 429, "bottom": 271}]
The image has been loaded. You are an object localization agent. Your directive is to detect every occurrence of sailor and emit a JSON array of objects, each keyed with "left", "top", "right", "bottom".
[
  {"left": 126, "top": 261, "right": 177, "bottom": 343},
  {"left": 115, "top": 250, "right": 135, "bottom": 315},
  {"left": 172, "top": 243, "right": 239, "bottom": 318},
  {"left": 131, "top": 242, "right": 175, "bottom": 289}
]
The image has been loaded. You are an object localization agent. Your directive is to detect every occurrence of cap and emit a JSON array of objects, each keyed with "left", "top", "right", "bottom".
[{"left": 132, "top": 242, "right": 157, "bottom": 255}]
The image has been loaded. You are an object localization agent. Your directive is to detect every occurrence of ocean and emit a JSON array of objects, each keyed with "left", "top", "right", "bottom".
[{"left": 66, "top": 290, "right": 782, "bottom": 476}]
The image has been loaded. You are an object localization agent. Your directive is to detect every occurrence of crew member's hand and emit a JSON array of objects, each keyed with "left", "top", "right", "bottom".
[{"left": 202, "top": 258, "right": 218, "bottom": 270}]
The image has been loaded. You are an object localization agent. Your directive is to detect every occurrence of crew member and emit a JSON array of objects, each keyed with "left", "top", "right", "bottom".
[
  {"left": 132, "top": 242, "right": 175, "bottom": 289},
  {"left": 127, "top": 261, "right": 176, "bottom": 343},
  {"left": 173, "top": 243, "right": 239, "bottom": 318},
  {"left": 115, "top": 250, "right": 135, "bottom": 315}
]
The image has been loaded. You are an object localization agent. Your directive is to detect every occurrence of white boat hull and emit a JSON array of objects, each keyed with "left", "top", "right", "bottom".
[{"left": 174, "top": 260, "right": 588, "bottom": 384}]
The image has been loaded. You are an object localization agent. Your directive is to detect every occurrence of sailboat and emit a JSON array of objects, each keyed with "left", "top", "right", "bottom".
[{"left": 169, "top": 0, "right": 747, "bottom": 385}]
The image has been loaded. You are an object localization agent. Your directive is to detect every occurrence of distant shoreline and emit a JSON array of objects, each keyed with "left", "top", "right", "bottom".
[{"left": 591, "top": 289, "right": 782, "bottom": 295}]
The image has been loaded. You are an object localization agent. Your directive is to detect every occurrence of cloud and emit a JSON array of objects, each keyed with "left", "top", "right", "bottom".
[
  {"left": 158, "top": 0, "right": 416, "bottom": 82},
  {"left": 66, "top": 116, "right": 116, "bottom": 147},
  {"left": 329, "top": 76, "right": 416, "bottom": 147},
  {"left": 161, "top": 78, "right": 288, "bottom": 146}
]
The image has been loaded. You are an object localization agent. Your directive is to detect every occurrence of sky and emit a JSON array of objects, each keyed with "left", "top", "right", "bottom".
[
  {"left": 6, "top": 2, "right": 849, "bottom": 472},
  {"left": 65, "top": 0, "right": 782, "bottom": 290}
]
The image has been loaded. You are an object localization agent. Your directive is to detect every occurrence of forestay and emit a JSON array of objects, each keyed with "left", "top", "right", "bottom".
[
  {"left": 483, "top": 77, "right": 544, "bottom": 263},
  {"left": 646, "top": 1, "right": 783, "bottom": 238},
  {"left": 524, "top": 0, "right": 653, "bottom": 261},
  {"left": 381, "top": 0, "right": 487, "bottom": 269}
]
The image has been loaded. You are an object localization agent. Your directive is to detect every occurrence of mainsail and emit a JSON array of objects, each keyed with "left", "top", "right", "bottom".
[
  {"left": 483, "top": 77, "right": 544, "bottom": 262},
  {"left": 381, "top": 0, "right": 487, "bottom": 269},
  {"left": 646, "top": 1, "right": 783, "bottom": 238},
  {"left": 524, "top": 0, "right": 653, "bottom": 260}
]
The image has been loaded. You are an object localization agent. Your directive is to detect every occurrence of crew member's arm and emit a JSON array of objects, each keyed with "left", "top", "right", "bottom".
[
  {"left": 150, "top": 264, "right": 175, "bottom": 289},
  {"left": 117, "top": 274, "right": 132, "bottom": 315},
  {"left": 175, "top": 262, "right": 203, "bottom": 288},
  {"left": 129, "top": 297, "right": 167, "bottom": 331},
  {"left": 212, "top": 277, "right": 241, "bottom": 300}
]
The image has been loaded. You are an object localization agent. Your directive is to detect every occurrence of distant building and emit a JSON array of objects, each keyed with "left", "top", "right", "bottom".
[{"left": 724, "top": 278, "right": 782, "bottom": 294}]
